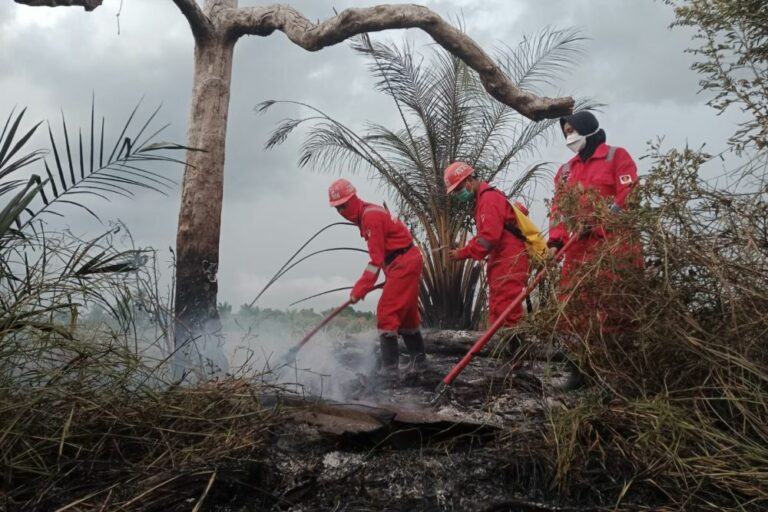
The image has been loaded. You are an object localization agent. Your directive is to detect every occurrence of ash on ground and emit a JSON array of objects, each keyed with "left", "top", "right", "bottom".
[{"left": 223, "top": 330, "right": 586, "bottom": 512}]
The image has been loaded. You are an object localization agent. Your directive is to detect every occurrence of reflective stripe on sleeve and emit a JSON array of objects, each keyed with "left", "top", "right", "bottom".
[
  {"left": 477, "top": 237, "right": 494, "bottom": 250},
  {"left": 362, "top": 206, "right": 388, "bottom": 217}
]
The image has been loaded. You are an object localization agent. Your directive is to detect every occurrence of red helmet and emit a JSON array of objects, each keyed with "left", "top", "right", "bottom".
[
  {"left": 328, "top": 178, "right": 357, "bottom": 207},
  {"left": 443, "top": 161, "right": 474, "bottom": 193}
]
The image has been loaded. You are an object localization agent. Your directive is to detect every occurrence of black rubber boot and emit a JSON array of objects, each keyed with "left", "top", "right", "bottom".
[
  {"left": 377, "top": 333, "right": 400, "bottom": 387},
  {"left": 401, "top": 331, "right": 428, "bottom": 380}
]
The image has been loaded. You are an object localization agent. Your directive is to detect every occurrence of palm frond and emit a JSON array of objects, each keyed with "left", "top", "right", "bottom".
[
  {"left": 15, "top": 98, "right": 185, "bottom": 228},
  {"left": 498, "top": 26, "right": 587, "bottom": 94},
  {"left": 352, "top": 36, "right": 441, "bottom": 173},
  {"left": 505, "top": 163, "right": 554, "bottom": 202},
  {"left": 262, "top": 100, "right": 429, "bottom": 219},
  {"left": 248, "top": 222, "right": 355, "bottom": 308},
  {"left": 0, "top": 108, "right": 44, "bottom": 181},
  {"left": 427, "top": 49, "right": 477, "bottom": 164},
  {"left": 74, "top": 249, "right": 149, "bottom": 276},
  {"left": 351, "top": 36, "right": 433, "bottom": 124},
  {"left": 0, "top": 175, "right": 45, "bottom": 240},
  {"left": 289, "top": 286, "right": 354, "bottom": 307}
]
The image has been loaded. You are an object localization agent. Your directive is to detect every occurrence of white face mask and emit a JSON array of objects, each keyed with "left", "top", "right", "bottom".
[{"left": 565, "top": 128, "right": 599, "bottom": 153}]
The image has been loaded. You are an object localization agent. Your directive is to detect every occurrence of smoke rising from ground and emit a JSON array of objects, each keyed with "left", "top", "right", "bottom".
[{"left": 223, "top": 318, "right": 380, "bottom": 402}]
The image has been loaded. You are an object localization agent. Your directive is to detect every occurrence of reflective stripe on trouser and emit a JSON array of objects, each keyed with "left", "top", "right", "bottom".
[
  {"left": 487, "top": 250, "right": 530, "bottom": 328},
  {"left": 377, "top": 246, "right": 423, "bottom": 333}
]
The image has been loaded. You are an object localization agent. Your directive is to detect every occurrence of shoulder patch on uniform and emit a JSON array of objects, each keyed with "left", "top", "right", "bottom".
[{"left": 619, "top": 174, "right": 633, "bottom": 185}]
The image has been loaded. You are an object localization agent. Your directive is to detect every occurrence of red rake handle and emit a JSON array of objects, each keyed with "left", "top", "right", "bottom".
[
  {"left": 441, "top": 235, "right": 580, "bottom": 387},
  {"left": 293, "top": 283, "right": 385, "bottom": 352},
  {"left": 295, "top": 300, "right": 352, "bottom": 349}
]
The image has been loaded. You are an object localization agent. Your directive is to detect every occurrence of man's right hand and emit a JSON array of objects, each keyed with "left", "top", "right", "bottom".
[{"left": 349, "top": 293, "right": 360, "bottom": 304}]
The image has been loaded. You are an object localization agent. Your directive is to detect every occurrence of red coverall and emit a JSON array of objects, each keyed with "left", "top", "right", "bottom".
[
  {"left": 456, "top": 182, "right": 531, "bottom": 327},
  {"left": 549, "top": 143, "right": 641, "bottom": 332},
  {"left": 344, "top": 197, "right": 423, "bottom": 336}
]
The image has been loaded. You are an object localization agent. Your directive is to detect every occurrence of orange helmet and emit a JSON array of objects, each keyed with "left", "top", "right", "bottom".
[
  {"left": 443, "top": 161, "right": 474, "bottom": 193},
  {"left": 328, "top": 178, "right": 357, "bottom": 207}
]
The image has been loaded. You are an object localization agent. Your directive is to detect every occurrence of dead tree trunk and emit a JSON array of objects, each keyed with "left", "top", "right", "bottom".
[
  {"left": 174, "top": 32, "right": 235, "bottom": 343},
  {"left": 14, "top": 0, "right": 575, "bottom": 359}
]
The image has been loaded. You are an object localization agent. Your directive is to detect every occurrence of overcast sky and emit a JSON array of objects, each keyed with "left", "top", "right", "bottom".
[{"left": 0, "top": 0, "right": 743, "bottom": 312}]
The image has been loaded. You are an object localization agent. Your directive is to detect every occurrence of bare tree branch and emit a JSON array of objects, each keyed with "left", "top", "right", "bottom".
[
  {"left": 14, "top": 0, "right": 103, "bottom": 10},
  {"left": 171, "top": 0, "right": 214, "bottom": 41},
  {"left": 223, "top": 4, "right": 574, "bottom": 121}
]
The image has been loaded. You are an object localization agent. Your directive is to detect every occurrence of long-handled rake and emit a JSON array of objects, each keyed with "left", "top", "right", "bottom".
[{"left": 277, "top": 283, "right": 385, "bottom": 366}]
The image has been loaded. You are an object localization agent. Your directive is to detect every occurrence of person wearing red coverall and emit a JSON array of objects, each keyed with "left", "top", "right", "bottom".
[
  {"left": 444, "top": 162, "right": 532, "bottom": 331},
  {"left": 328, "top": 179, "right": 426, "bottom": 385},
  {"left": 548, "top": 111, "right": 642, "bottom": 387}
]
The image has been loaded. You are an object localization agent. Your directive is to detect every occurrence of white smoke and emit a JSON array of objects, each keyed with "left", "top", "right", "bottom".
[{"left": 224, "top": 319, "right": 380, "bottom": 402}]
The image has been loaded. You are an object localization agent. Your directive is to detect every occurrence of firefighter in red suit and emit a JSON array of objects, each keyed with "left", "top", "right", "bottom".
[
  {"left": 328, "top": 179, "right": 426, "bottom": 384},
  {"left": 444, "top": 162, "right": 531, "bottom": 329},
  {"left": 548, "top": 111, "right": 642, "bottom": 387}
]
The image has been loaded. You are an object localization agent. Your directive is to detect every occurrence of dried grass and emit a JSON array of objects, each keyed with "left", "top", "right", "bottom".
[{"left": 0, "top": 335, "right": 284, "bottom": 511}]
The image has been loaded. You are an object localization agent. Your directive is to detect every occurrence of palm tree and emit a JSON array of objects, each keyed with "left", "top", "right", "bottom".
[{"left": 260, "top": 28, "right": 593, "bottom": 329}]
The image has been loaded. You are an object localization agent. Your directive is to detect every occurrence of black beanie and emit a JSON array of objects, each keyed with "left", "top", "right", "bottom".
[{"left": 559, "top": 111, "right": 606, "bottom": 161}]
